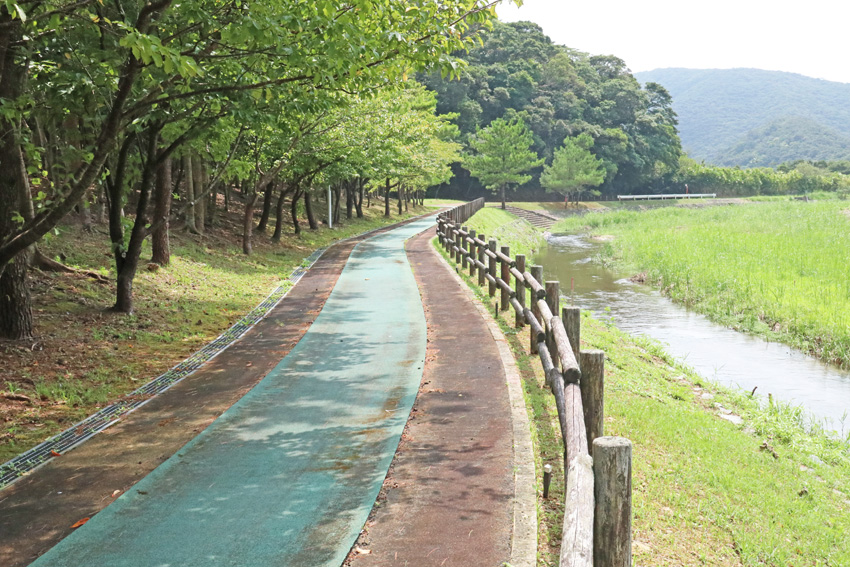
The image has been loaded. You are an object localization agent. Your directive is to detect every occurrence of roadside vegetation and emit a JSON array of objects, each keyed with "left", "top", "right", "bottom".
[
  {"left": 0, "top": 200, "right": 426, "bottom": 461},
  {"left": 455, "top": 205, "right": 850, "bottom": 565},
  {"left": 551, "top": 199, "right": 850, "bottom": 367}
]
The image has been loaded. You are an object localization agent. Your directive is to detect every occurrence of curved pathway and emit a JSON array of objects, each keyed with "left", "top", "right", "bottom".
[
  {"left": 3, "top": 212, "right": 532, "bottom": 567},
  {"left": 25, "top": 216, "right": 434, "bottom": 567}
]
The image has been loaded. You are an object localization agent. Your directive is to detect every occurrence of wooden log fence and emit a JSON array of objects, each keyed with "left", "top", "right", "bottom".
[{"left": 436, "top": 202, "right": 633, "bottom": 567}]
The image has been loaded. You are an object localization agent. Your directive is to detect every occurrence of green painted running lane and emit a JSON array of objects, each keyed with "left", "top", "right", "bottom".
[{"left": 30, "top": 216, "right": 434, "bottom": 567}]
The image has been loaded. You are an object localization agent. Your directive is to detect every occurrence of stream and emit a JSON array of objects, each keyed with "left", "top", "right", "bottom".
[{"left": 535, "top": 234, "right": 850, "bottom": 436}]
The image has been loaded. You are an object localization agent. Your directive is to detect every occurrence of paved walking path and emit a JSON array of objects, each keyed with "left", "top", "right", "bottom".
[
  {"left": 347, "top": 227, "right": 535, "bottom": 567},
  {"left": 1, "top": 213, "right": 532, "bottom": 567}
]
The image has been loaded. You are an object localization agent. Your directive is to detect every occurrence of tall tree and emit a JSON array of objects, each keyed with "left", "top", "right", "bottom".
[
  {"left": 464, "top": 116, "right": 543, "bottom": 209},
  {"left": 540, "top": 133, "right": 605, "bottom": 203},
  {"left": 0, "top": 0, "right": 506, "bottom": 333}
]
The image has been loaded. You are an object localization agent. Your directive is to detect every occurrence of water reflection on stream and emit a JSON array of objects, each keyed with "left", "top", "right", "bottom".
[{"left": 536, "top": 234, "right": 850, "bottom": 434}]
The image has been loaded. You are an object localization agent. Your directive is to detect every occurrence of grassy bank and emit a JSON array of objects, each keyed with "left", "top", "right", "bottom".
[
  {"left": 551, "top": 200, "right": 850, "bottom": 367},
  {"left": 462, "top": 206, "right": 546, "bottom": 255},
  {"left": 452, "top": 206, "right": 850, "bottom": 565},
  {"left": 0, "top": 200, "right": 426, "bottom": 462}
]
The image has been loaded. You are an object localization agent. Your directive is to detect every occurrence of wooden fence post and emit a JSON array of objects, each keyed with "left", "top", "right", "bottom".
[
  {"left": 455, "top": 225, "right": 463, "bottom": 263},
  {"left": 563, "top": 306, "right": 581, "bottom": 363},
  {"left": 515, "top": 254, "right": 526, "bottom": 328},
  {"left": 477, "top": 234, "right": 486, "bottom": 287},
  {"left": 461, "top": 226, "right": 468, "bottom": 270},
  {"left": 546, "top": 281, "right": 560, "bottom": 366},
  {"left": 593, "top": 437, "right": 632, "bottom": 567},
  {"left": 442, "top": 221, "right": 449, "bottom": 251},
  {"left": 579, "top": 350, "right": 604, "bottom": 451},
  {"left": 560, "top": 453, "right": 594, "bottom": 567},
  {"left": 530, "top": 265, "right": 543, "bottom": 354},
  {"left": 468, "top": 229, "right": 477, "bottom": 277},
  {"left": 488, "top": 239, "right": 497, "bottom": 298},
  {"left": 500, "top": 246, "right": 510, "bottom": 312}
]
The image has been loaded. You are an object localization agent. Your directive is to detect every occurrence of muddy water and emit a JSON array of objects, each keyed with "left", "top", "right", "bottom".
[{"left": 536, "top": 234, "right": 850, "bottom": 435}]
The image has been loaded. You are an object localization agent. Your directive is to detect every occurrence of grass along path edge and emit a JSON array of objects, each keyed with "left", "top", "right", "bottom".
[
  {"left": 452, "top": 205, "right": 850, "bottom": 566},
  {"left": 0, "top": 201, "right": 429, "bottom": 464}
]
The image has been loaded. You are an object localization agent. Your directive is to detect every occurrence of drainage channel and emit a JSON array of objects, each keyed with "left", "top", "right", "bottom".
[{"left": 0, "top": 248, "right": 326, "bottom": 490}]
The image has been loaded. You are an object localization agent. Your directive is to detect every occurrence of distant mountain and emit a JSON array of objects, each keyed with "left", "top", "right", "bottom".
[{"left": 634, "top": 68, "right": 850, "bottom": 167}]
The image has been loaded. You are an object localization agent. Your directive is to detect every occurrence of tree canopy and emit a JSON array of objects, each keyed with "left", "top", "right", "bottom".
[
  {"left": 0, "top": 0, "right": 505, "bottom": 337},
  {"left": 540, "top": 133, "right": 605, "bottom": 200},
  {"left": 464, "top": 116, "right": 543, "bottom": 209},
  {"left": 419, "top": 20, "right": 682, "bottom": 198}
]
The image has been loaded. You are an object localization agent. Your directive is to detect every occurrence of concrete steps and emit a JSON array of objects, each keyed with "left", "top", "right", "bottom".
[{"left": 501, "top": 205, "right": 559, "bottom": 229}]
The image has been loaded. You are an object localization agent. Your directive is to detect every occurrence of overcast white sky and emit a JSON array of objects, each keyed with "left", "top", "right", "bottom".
[{"left": 497, "top": 0, "right": 850, "bottom": 84}]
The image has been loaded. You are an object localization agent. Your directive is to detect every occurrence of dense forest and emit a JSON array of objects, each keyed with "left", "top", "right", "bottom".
[
  {"left": 420, "top": 21, "right": 682, "bottom": 200},
  {"left": 634, "top": 68, "right": 850, "bottom": 166},
  {"left": 0, "top": 0, "right": 500, "bottom": 340}
]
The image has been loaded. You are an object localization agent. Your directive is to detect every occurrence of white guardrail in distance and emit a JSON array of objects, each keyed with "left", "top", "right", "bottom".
[{"left": 617, "top": 193, "right": 716, "bottom": 200}]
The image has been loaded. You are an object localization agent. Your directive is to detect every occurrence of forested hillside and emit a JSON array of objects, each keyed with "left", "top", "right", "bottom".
[
  {"left": 635, "top": 68, "right": 850, "bottom": 166},
  {"left": 420, "top": 21, "right": 682, "bottom": 199}
]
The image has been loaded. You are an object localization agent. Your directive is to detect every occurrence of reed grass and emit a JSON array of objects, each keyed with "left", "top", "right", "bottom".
[
  {"left": 552, "top": 201, "right": 850, "bottom": 367},
  {"left": 436, "top": 206, "right": 850, "bottom": 565}
]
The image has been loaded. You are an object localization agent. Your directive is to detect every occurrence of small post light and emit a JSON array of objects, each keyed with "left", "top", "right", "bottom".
[{"left": 543, "top": 463, "right": 552, "bottom": 499}]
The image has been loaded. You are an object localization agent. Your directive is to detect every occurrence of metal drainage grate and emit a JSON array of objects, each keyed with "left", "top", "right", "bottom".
[{"left": 0, "top": 248, "right": 327, "bottom": 491}]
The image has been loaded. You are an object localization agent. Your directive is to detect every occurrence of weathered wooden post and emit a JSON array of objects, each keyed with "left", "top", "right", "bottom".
[
  {"left": 515, "top": 254, "right": 526, "bottom": 328},
  {"left": 563, "top": 306, "right": 581, "bottom": 362},
  {"left": 488, "top": 239, "right": 497, "bottom": 298},
  {"left": 530, "top": 265, "right": 543, "bottom": 354},
  {"left": 477, "top": 234, "right": 486, "bottom": 287},
  {"left": 460, "top": 226, "right": 469, "bottom": 270},
  {"left": 454, "top": 225, "right": 462, "bottom": 264},
  {"left": 468, "top": 229, "right": 477, "bottom": 277},
  {"left": 560, "top": 453, "right": 594, "bottom": 567},
  {"left": 437, "top": 218, "right": 443, "bottom": 247},
  {"left": 579, "top": 350, "right": 604, "bottom": 450},
  {"left": 546, "top": 281, "right": 560, "bottom": 366},
  {"left": 593, "top": 437, "right": 632, "bottom": 567},
  {"left": 500, "top": 246, "right": 510, "bottom": 312}
]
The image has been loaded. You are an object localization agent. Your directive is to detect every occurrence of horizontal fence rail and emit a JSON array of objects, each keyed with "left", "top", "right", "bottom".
[{"left": 436, "top": 202, "right": 633, "bottom": 567}]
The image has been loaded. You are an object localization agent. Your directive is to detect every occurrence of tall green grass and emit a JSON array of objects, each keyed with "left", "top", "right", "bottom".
[
  {"left": 552, "top": 201, "right": 850, "bottom": 366},
  {"left": 462, "top": 207, "right": 545, "bottom": 255},
  {"left": 438, "top": 207, "right": 850, "bottom": 565}
]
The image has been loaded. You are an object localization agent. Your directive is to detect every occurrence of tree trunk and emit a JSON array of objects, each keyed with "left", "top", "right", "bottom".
[
  {"left": 397, "top": 183, "right": 403, "bottom": 215},
  {"left": 272, "top": 186, "right": 287, "bottom": 241},
  {"left": 0, "top": 17, "right": 34, "bottom": 339},
  {"left": 256, "top": 181, "right": 274, "bottom": 233},
  {"left": 192, "top": 153, "right": 205, "bottom": 234},
  {"left": 333, "top": 183, "right": 342, "bottom": 225},
  {"left": 242, "top": 192, "right": 258, "bottom": 255},
  {"left": 501, "top": 185, "right": 506, "bottom": 210},
  {"left": 384, "top": 178, "right": 391, "bottom": 217},
  {"left": 151, "top": 155, "right": 172, "bottom": 265},
  {"left": 290, "top": 189, "right": 303, "bottom": 235},
  {"left": 305, "top": 189, "right": 318, "bottom": 230},
  {"left": 0, "top": 250, "right": 33, "bottom": 339},
  {"left": 346, "top": 180, "right": 354, "bottom": 219},
  {"left": 80, "top": 187, "right": 93, "bottom": 232},
  {"left": 183, "top": 153, "right": 196, "bottom": 232},
  {"left": 205, "top": 167, "right": 216, "bottom": 228},
  {"left": 355, "top": 179, "right": 365, "bottom": 218},
  {"left": 113, "top": 134, "right": 158, "bottom": 314}
]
